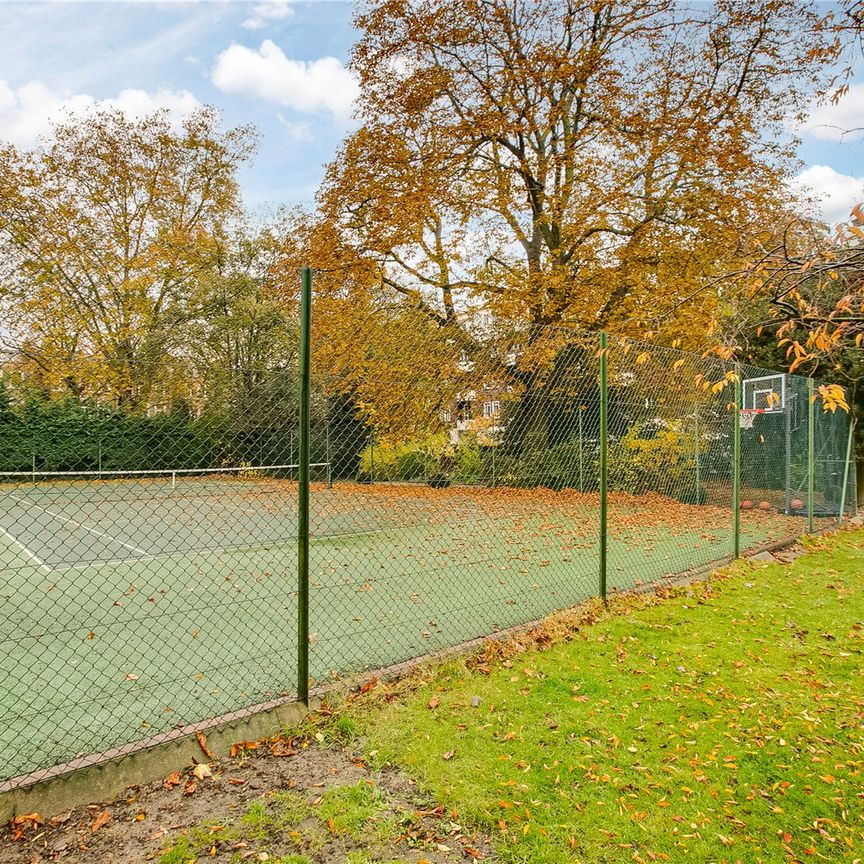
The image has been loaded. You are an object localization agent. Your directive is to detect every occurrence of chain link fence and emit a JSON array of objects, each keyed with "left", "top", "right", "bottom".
[{"left": 0, "top": 274, "right": 856, "bottom": 786}]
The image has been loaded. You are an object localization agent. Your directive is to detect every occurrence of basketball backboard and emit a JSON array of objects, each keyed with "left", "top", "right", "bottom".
[{"left": 742, "top": 373, "right": 785, "bottom": 413}]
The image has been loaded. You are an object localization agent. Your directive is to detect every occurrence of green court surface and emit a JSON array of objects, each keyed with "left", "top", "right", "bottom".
[{"left": 0, "top": 478, "right": 808, "bottom": 781}]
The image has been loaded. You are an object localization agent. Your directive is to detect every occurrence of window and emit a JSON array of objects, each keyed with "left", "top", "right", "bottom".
[
  {"left": 441, "top": 409, "right": 452, "bottom": 423},
  {"left": 483, "top": 401, "right": 500, "bottom": 417}
]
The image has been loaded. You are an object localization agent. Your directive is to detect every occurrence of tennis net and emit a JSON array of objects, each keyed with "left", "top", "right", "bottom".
[{"left": 0, "top": 462, "right": 332, "bottom": 501}]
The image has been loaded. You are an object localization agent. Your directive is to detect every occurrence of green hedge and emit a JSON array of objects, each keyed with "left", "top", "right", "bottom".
[{"left": 0, "top": 388, "right": 366, "bottom": 479}]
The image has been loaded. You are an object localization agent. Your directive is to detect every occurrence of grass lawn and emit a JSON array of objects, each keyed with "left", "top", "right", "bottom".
[{"left": 334, "top": 527, "right": 864, "bottom": 864}]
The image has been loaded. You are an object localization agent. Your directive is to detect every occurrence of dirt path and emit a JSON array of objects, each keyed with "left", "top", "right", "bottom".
[{"left": 1, "top": 736, "right": 492, "bottom": 863}]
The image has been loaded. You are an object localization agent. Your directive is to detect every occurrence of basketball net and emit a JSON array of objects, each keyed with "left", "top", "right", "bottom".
[{"left": 739, "top": 408, "right": 763, "bottom": 429}]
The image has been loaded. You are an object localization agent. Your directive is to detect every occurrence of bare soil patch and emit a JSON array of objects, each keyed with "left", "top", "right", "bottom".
[{"left": 1, "top": 736, "right": 492, "bottom": 864}]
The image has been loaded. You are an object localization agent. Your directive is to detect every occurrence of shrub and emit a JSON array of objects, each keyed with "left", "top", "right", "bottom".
[
  {"left": 359, "top": 433, "right": 448, "bottom": 482},
  {"left": 511, "top": 440, "right": 597, "bottom": 491},
  {"left": 608, "top": 421, "right": 698, "bottom": 495}
]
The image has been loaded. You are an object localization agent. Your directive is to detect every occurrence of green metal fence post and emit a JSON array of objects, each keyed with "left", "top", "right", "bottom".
[
  {"left": 694, "top": 404, "right": 701, "bottom": 504},
  {"left": 733, "top": 365, "right": 741, "bottom": 559},
  {"left": 325, "top": 423, "right": 332, "bottom": 489},
  {"left": 599, "top": 332, "right": 608, "bottom": 602},
  {"left": 578, "top": 407, "right": 584, "bottom": 493},
  {"left": 838, "top": 416, "right": 855, "bottom": 525},
  {"left": 808, "top": 378, "right": 815, "bottom": 534},
  {"left": 297, "top": 265, "right": 312, "bottom": 705}
]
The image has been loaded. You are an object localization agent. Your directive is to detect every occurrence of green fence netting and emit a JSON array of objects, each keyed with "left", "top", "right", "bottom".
[{"left": 0, "top": 286, "right": 856, "bottom": 785}]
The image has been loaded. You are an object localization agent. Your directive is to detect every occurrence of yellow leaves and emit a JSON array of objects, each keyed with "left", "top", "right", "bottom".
[
  {"left": 635, "top": 352, "right": 650, "bottom": 366},
  {"left": 816, "top": 384, "right": 849, "bottom": 413}
]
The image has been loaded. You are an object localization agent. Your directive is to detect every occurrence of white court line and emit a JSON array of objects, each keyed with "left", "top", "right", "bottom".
[
  {"left": 9, "top": 494, "right": 150, "bottom": 557},
  {"left": 50, "top": 536, "right": 298, "bottom": 572},
  {"left": 0, "top": 524, "right": 52, "bottom": 573},
  {"left": 48, "top": 527, "right": 395, "bottom": 573}
]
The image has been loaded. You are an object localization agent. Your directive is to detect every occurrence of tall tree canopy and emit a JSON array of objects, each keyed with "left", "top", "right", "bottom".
[
  {"left": 318, "top": 0, "right": 840, "bottom": 346},
  {"left": 0, "top": 108, "right": 256, "bottom": 407}
]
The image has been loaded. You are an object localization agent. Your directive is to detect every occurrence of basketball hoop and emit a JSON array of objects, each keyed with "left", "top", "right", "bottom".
[{"left": 739, "top": 408, "right": 764, "bottom": 429}]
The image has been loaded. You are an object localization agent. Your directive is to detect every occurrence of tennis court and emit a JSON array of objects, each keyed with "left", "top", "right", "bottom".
[{"left": 0, "top": 468, "right": 805, "bottom": 781}]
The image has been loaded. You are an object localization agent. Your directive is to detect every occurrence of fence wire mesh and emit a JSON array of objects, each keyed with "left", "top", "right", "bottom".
[{"left": 0, "top": 287, "right": 856, "bottom": 785}]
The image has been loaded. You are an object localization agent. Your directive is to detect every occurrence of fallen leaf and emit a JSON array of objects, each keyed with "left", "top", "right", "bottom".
[
  {"left": 10, "top": 812, "right": 42, "bottom": 840},
  {"left": 91, "top": 810, "right": 110, "bottom": 832},
  {"left": 183, "top": 781, "right": 197, "bottom": 796},
  {"left": 192, "top": 763, "right": 212, "bottom": 781},
  {"left": 269, "top": 741, "right": 297, "bottom": 757},
  {"left": 442, "top": 750, "right": 456, "bottom": 761},
  {"left": 428, "top": 695, "right": 441, "bottom": 709},
  {"left": 195, "top": 731, "right": 214, "bottom": 759},
  {"left": 230, "top": 740, "right": 260, "bottom": 758},
  {"left": 163, "top": 772, "right": 182, "bottom": 789}
]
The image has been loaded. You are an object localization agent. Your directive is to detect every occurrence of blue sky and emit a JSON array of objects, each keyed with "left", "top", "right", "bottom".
[{"left": 2, "top": 0, "right": 864, "bottom": 225}]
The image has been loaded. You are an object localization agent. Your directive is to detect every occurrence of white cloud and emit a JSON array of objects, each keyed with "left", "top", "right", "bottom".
[
  {"left": 277, "top": 114, "right": 314, "bottom": 142},
  {"left": 211, "top": 40, "right": 357, "bottom": 117},
  {"left": 0, "top": 79, "right": 200, "bottom": 148},
  {"left": 800, "top": 83, "right": 864, "bottom": 141},
  {"left": 242, "top": 0, "right": 294, "bottom": 30},
  {"left": 792, "top": 164, "right": 864, "bottom": 226}
]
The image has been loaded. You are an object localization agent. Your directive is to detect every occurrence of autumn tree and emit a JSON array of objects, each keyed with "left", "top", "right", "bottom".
[
  {"left": 191, "top": 221, "right": 298, "bottom": 381},
  {"left": 0, "top": 107, "right": 255, "bottom": 408},
  {"left": 318, "top": 0, "right": 839, "bottom": 348}
]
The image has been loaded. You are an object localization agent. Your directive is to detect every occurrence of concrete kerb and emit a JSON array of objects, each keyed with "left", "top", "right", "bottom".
[{"left": 0, "top": 696, "right": 316, "bottom": 823}]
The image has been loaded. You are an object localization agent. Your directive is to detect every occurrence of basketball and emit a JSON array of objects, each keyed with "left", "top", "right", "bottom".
[
  {"left": 791, "top": 498, "right": 804, "bottom": 510},
  {"left": 741, "top": 500, "right": 753, "bottom": 509},
  {"left": 758, "top": 501, "right": 772, "bottom": 511}
]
